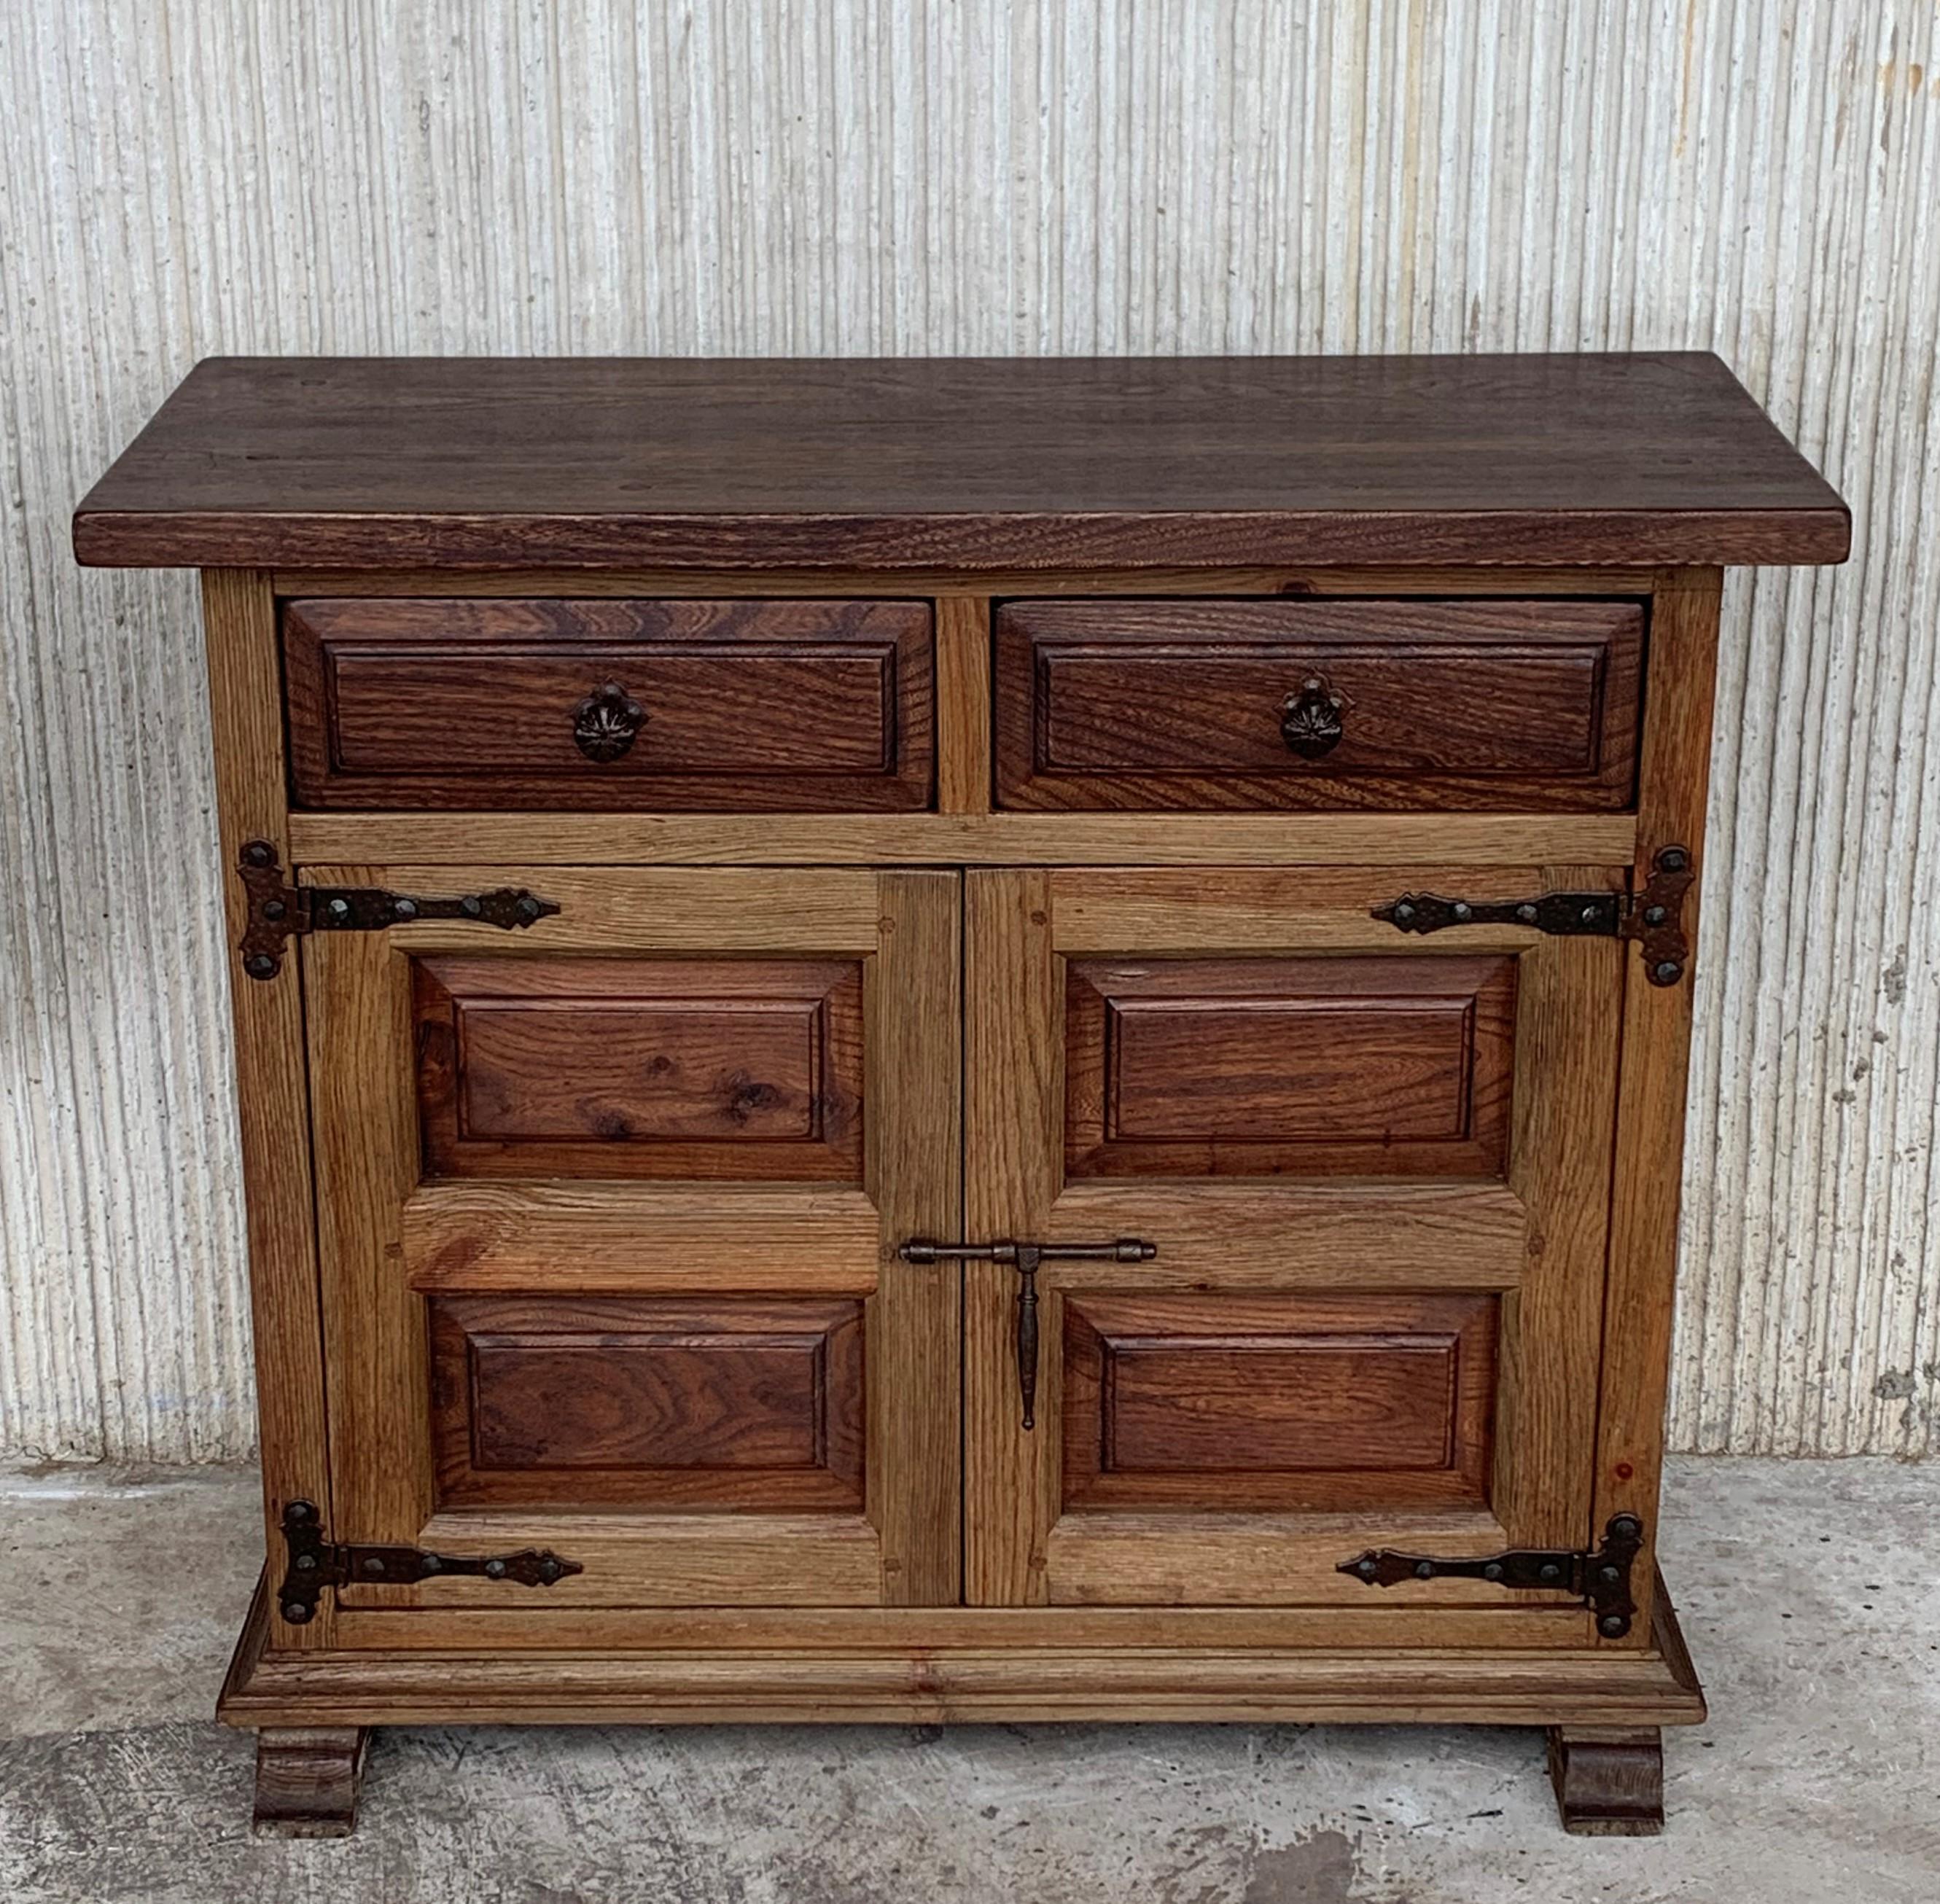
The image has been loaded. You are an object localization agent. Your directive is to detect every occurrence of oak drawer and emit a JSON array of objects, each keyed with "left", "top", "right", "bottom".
[
  {"left": 994, "top": 598, "right": 1642, "bottom": 811},
  {"left": 284, "top": 597, "right": 933, "bottom": 810}
]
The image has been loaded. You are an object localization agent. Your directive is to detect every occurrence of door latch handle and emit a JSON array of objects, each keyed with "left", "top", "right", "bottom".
[
  {"left": 898, "top": 1238, "right": 1157, "bottom": 1266},
  {"left": 899, "top": 1237, "right": 1158, "bottom": 1430}
]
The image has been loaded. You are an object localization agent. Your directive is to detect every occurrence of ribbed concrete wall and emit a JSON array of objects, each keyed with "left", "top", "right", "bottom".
[{"left": 2, "top": 1, "right": 1935, "bottom": 1460}]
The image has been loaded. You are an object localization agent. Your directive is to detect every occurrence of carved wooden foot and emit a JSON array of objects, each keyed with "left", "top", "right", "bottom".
[
  {"left": 252, "top": 1726, "right": 370, "bottom": 1837},
  {"left": 1546, "top": 1725, "right": 1664, "bottom": 1835}
]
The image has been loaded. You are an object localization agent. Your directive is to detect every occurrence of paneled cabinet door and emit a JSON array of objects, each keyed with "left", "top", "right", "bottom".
[
  {"left": 963, "top": 867, "right": 1624, "bottom": 1642},
  {"left": 301, "top": 867, "right": 959, "bottom": 1632}
]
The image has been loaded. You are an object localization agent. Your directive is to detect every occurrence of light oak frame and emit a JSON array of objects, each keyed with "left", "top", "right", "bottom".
[{"left": 203, "top": 562, "right": 1717, "bottom": 1733}]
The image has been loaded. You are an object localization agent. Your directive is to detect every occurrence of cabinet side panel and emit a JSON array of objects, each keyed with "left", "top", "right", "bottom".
[
  {"left": 200, "top": 568, "right": 334, "bottom": 1647},
  {"left": 1594, "top": 569, "right": 1724, "bottom": 1643}
]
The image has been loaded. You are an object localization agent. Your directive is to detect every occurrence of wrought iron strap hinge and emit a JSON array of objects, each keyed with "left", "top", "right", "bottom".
[
  {"left": 1373, "top": 846, "right": 1695, "bottom": 986},
  {"left": 1337, "top": 1512, "right": 1645, "bottom": 1638},
  {"left": 276, "top": 1499, "right": 583, "bottom": 1626},
  {"left": 236, "top": 840, "right": 559, "bottom": 980}
]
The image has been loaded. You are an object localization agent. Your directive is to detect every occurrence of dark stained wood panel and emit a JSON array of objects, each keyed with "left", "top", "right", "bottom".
[
  {"left": 1065, "top": 955, "right": 1516, "bottom": 1177},
  {"left": 415, "top": 956, "right": 864, "bottom": 1181},
  {"left": 470, "top": 1341, "right": 822, "bottom": 1470},
  {"left": 73, "top": 355, "right": 1850, "bottom": 570},
  {"left": 284, "top": 597, "right": 933, "bottom": 811},
  {"left": 997, "top": 600, "right": 1641, "bottom": 811},
  {"left": 1107, "top": 1342, "right": 1454, "bottom": 1472},
  {"left": 1061, "top": 1292, "right": 1497, "bottom": 1512},
  {"left": 1108, "top": 994, "right": 1473, "bottom": 1141},
  {"left": 429, "top": 1295, "right": 865, "bottom": 1510},
  {"left": 454, "top": 1003, "right": 821, "bottom": 1144}
]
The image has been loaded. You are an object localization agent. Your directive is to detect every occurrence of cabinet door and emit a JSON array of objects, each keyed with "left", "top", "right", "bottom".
[
  {"left": 303, "top": 867, "right": 959, "bottom": 1630},
  {"left": 964, "top": 867, "right": 1621, "bottom": 1639}
]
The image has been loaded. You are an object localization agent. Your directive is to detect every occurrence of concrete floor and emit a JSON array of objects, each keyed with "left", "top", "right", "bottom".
[{"left": 1, "top": 1459, "right": 1936, "bottom": 1902}]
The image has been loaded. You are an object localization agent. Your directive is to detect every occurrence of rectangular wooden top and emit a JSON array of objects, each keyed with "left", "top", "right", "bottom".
[{"left": 73, "top": 353, "right": 1848, "bottom": 571}]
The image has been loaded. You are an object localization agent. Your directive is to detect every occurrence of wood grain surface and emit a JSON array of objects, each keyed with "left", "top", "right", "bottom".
[
  {"left": 401, "top": 1182, "right": 881, "bottom": 1294},
  {"left": 428, "top": 1293, "right": 865, "bottom": 1511},
  {"left": 284, "top": 596, "right": 933, "bottom": 811},
  {"left": 1064, "top": 953, "right": 1515, "bottom": 1177},
  {"left": 301, "top": 865, "right": 930, "bottom": 1612},
  {"left": 284, "top": 808, "right": 1642, "bottom": 869},
  {"left": 996, "top": 598, "right": 1641, "bottom": 810},
  {"left": 270, "top": 563, "right": 1664, "bottom": 599},
  {"left": 959, "top": 863, "right": 1626, "bottom": 1615},
  {"left": 1546, "top": 1725, "right": 1666, "bottom": 1834},
  {"left": 1060, "top": 1291, "right": 1497, "bottom": 1513},
  {"left": 75, "top": 355, "right": 1849, "bottom": 569},
  {"left": 1040, "top": 1180, "right": 1529, "bottom": 1291},
  {"left": 860, "top": 871, "right": 965, "bottom": 1604},
  {"left": 217, "top": 1571, "right": 1709, "bottom": 1726},
  {"left": 413, "top": 954, "right": 865, "bottom": 1182},
  {"left": 1592, "top": 568, "right": 1726, "bottom": 1644},
  {"left": 198, "top": 570, "right": 336, "bottom": 1647},
  {"left": 251, "top": 1727, "right": 368, "bottom": 1838}
]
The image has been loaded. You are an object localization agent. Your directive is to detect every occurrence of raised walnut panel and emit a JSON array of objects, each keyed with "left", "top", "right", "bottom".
[
  {"left": 1065, "top": 954, "right": 1516, "bottom": 1177},
  {"left": 284, "top": 596, "right": 935, "bottom": 811},
  {"left": 1061, "top": 1292, "right": 1497, "bottom": 1513},
  {"left": 429, "top": 1295, "right": 865, "bottom": 1511},
  {"left": 995, "top": 598, "right": 1643, "bottom": 811},
  {"left": 414, "top": 955, "right": 864, "bottom": 1181}
]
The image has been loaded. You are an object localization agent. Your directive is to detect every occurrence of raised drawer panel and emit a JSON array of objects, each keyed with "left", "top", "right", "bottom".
[
  {"left": 284, "top": 597, "right": 934, "bottom": 810},
  {"left": 1065, "top": 955, "right": 1515, "bottom": 1177},
  {"left": 995, "top": 598, "right": 1642, "bottom": 810},
  {"left": 429, "top": 1295, "right": 865, "bottom": 1510},
  {"left": 1061, "top": 1292, "right": 1497, "bottom": 1513},
  {"left": 414, "top": 956, "right": 864, "bottom": 1181}
]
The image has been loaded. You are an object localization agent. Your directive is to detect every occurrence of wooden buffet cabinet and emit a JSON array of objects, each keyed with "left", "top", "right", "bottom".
[{"left": 75, "top": 354, "right": 1848, "bottom": 1836}]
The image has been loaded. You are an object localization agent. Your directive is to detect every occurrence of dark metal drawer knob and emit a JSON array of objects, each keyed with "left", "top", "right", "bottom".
[
  {"left": 1280, "top": 674, "right": 1347, "bottom": 758},
  {"left": 572, "top": 681, "right": 646, "bottom": 762}
]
